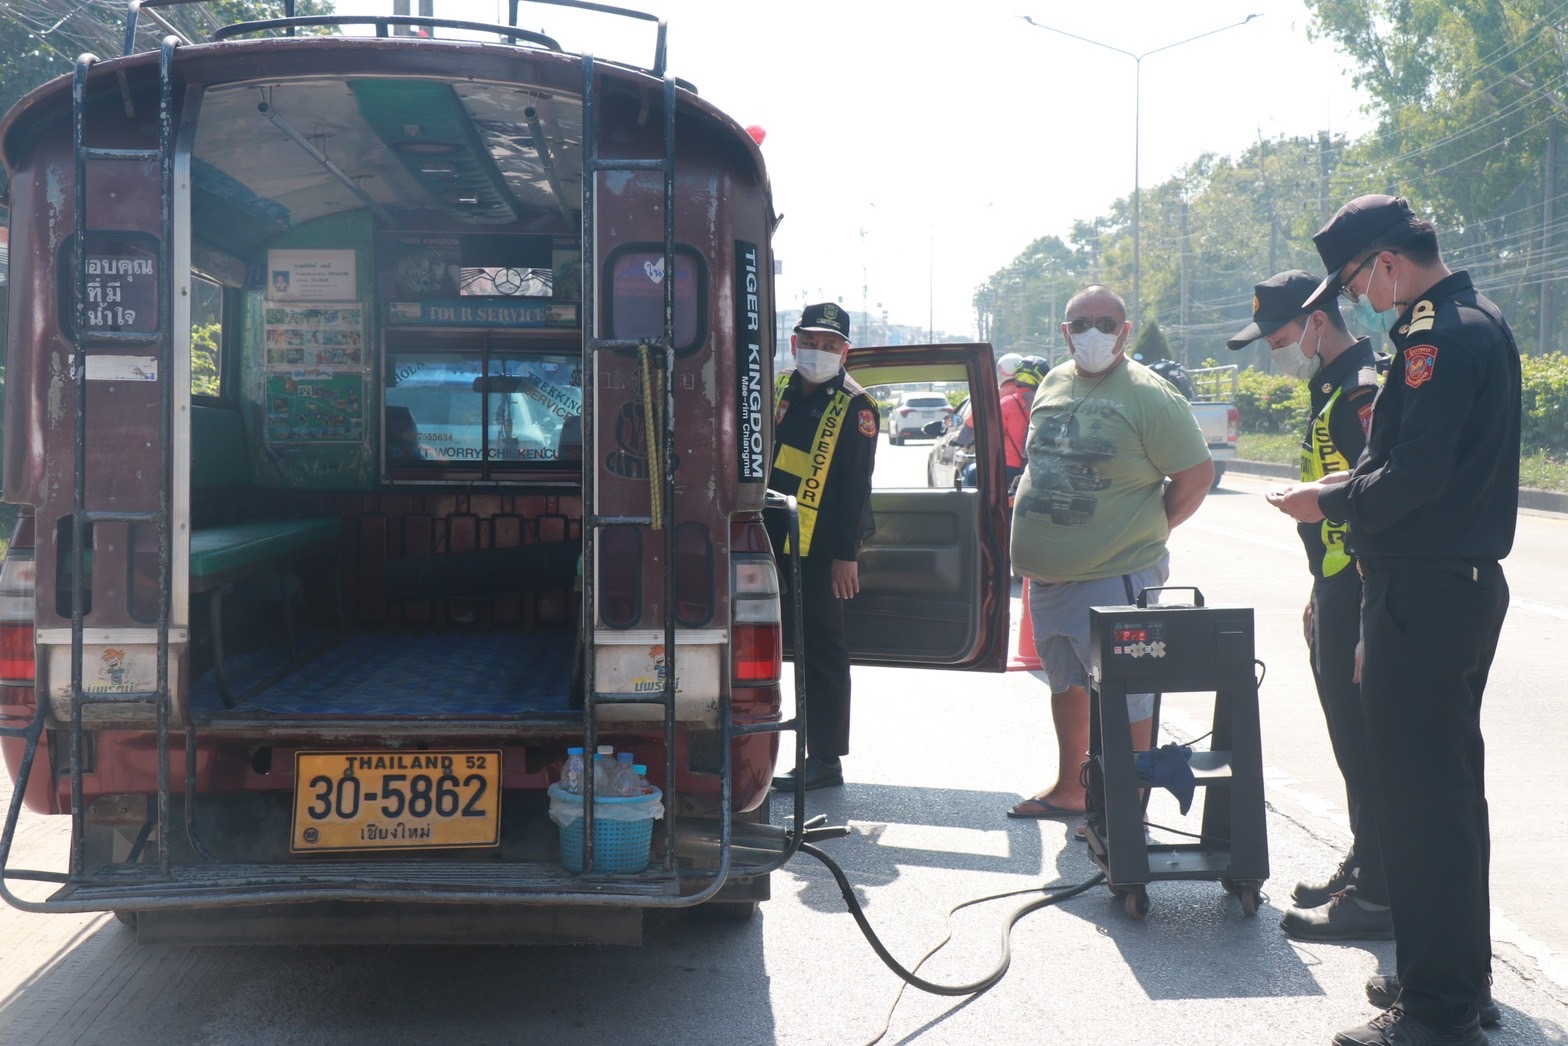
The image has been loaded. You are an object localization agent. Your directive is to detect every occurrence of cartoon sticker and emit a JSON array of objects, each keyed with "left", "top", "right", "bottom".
[{"left": 1404, "top": 344, "right": 1438, "bottom": 389}]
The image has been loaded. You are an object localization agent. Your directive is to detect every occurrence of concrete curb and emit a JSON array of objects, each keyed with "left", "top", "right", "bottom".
[{"left": 1224, "top": 457, "right": 1568, "bottom": 514}]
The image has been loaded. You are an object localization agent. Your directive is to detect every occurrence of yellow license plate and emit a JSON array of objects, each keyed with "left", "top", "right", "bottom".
[{"left": 290, "top": 750, "right": 502, "bottom": 853}]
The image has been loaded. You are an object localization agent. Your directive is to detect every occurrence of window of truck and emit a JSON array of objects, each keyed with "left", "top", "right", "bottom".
[
  {"left": 191, "top": 272, "right": 224, "bottom": 398},
  {"left": 384, "top": 349, "right": 582, "bottom": 470},
  {"left": 604, "top": 244, "right": 706, "bottom": 353}
]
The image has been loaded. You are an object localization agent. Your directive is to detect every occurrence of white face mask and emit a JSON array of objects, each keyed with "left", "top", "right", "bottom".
[
  {"left": 1270, "top": 320, "right": 1322, "bottom": 381},
  {"left": 1069, "top": 328, "right": 1121, "bottom": 374},
  {"left": 794, "top": 345, "right": 843, "bottom": 383}
]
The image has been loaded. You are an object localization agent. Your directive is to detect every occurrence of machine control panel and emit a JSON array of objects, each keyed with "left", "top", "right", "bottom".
[{"left": 1090, "top": 602, "right": 1254, "bottom": 683}]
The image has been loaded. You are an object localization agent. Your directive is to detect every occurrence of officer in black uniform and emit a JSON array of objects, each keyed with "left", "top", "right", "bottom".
[
  {"left": 1272, "top": 195, "right": 1519, "bottom": 1046},
  {"left": 1228, "top": 271, "right": 1389, "bottom": 941},
  {"left": 766, "top": 302, "right": 879, "bottom": 791}
]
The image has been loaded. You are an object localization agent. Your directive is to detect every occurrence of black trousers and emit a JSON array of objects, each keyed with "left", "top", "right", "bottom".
[
  {"left": 781, "top": 554, "right": 851, "bottom": 760},
  {"left": 1360, "top": 562, "right": 1509, "bottom": 1027},
  {"left": 1310, "top": 568, "right": 1387, "bottom": 903}
]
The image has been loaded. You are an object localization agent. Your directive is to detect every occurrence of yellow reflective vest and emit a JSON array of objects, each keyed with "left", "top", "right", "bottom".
[
  {"left": 1300, "top": 388, "right": 1354, "bottom": 577},
  {"left": 772, "top": 374, "right": 854, "bottom": 557}
]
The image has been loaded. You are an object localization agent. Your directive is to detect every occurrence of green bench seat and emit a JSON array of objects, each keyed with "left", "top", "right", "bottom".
[{"left": 189, "top": 517, "right": 344, "bottom": 593}]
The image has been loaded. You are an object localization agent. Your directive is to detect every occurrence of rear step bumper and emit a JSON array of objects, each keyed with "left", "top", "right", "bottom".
[
  {"left": 46, "top": 860, "right": 684, "bottom": 911},
  {"left": 24, "top": 819, "right": 791, "bottom": 914}
]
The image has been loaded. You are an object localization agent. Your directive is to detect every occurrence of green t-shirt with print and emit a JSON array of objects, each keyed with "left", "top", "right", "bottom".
[{"left": 1010, "top": 358, "right": 1210, "bottom": 582}]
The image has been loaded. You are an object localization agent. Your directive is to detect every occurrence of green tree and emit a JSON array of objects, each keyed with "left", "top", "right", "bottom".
[
  {"left": 0, "top": 1, "right": 336, "bottom": 122},
  {"left": 1306, "top": 0, "right": 1568, "bottom": 353},
  {"left": 973, "top": 234, "right": 1083, "bottom": 359},
  {"left": 192, "top": 321, "right": 221, "bottom": 397}
]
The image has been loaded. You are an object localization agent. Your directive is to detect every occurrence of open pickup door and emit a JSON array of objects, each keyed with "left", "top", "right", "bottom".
[{"left": 839, "top": 342, "right": 1011, "bottom": 671}]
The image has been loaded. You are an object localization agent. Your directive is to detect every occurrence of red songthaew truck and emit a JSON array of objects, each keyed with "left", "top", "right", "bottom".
[{"left": 0, "top": 0, "right": 1009, "bottom": 942}]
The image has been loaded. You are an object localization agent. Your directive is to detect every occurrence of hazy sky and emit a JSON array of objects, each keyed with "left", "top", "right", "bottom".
[{"left": 334, "top": 0, "right": 1374, "bottom": 340}]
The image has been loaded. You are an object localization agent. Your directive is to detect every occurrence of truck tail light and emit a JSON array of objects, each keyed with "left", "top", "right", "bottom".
[
  {"left": 1227, "top": 406, "right": 1240, "bottom": 443},
  {"left": 731, "top": 553, "right": 780, "bottom": 684},
  {"left": 0, "top": 550, "right": 37, "bottom": 685}
]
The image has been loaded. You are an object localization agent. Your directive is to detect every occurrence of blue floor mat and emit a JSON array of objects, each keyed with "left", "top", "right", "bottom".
[{"left": 190, "top": 630, "right": 576, "bottom": 718}]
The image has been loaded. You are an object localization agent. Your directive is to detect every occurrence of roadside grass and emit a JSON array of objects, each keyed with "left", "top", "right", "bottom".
[
  {"left": 1237, "top": 434, "right": 1568, "bottom": 492},
  {"left": 1235, "top": 434, "right": 1298, "bottom": 465}
]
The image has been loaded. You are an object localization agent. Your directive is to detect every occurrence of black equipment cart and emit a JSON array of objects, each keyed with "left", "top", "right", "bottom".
[{"left": 1083, "top": 587, "right": 1268, "bottom": 918}]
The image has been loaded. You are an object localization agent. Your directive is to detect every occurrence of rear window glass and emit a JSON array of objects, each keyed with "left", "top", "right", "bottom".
[
  {"left": 604, "top": 244, "right": 706, "bottom": 354},
  {"left": 385, "top": 350, "right": 581, "bottom": 470},
  {"left": 903, "top": 396, "right": 949, "bottom": 409}
]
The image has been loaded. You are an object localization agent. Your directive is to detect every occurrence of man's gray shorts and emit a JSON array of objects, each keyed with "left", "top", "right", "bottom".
[{"left": 1027, "top": 557, "right": 1170, "bottom": 720}]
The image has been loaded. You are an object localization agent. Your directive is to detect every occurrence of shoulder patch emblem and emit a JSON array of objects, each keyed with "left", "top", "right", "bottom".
[
  {"left": 1404, "top": 344, "right": 1438, "bottom": 388},
  {"left": 858, "top": 410, "right": 878, "bottom": 438},
  {"left": 1405, "top": 299, "right": 1437, "bottom": 335},
  {"left": 1357, "top": 402, "right": 1374, "bottom": 438}
]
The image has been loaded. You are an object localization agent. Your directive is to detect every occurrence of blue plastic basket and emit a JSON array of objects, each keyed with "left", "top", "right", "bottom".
[{"left": 550, "top": 785, "right": 661, "bottom": 873}]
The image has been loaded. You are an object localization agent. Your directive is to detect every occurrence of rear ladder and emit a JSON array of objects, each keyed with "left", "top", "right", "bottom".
[
  {"left": 577, "top": 55, "right": 733, "bottom": 889},
  {"left": 0, "top": 39, "right": 183, "bottom": 909}
]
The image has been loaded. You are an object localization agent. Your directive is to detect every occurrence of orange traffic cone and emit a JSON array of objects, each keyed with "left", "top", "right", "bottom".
[{"left": 1008, "top": 578, "right": 1042, "bottom": 671}]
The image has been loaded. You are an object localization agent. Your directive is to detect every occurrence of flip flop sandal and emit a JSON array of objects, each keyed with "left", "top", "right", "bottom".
[{"left": 1007, "top": 798, "right": 1085, "bottom": 820}]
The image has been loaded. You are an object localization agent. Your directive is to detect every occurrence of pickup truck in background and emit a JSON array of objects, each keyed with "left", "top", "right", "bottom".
[{"left": 1182, "top": 364, "right": 1241, "bottom": 489}]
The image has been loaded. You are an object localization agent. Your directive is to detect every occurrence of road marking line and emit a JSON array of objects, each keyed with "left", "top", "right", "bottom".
[{"left": 1513, "top": 597, "right": 1568, "bottom": 622}]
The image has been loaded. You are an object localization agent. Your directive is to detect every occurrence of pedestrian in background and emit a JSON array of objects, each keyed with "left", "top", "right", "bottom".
[{"left": 1001, "top": 356, "right": 1045, "bottom": 487}]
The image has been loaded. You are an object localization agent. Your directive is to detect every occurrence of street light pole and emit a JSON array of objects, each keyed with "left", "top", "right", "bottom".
[{"left": 1019, "top": 14, "right": 1261, "bottom": 333}]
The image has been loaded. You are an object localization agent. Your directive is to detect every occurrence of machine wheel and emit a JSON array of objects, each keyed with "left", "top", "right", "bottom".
[
  {"left": 1112, "top": 884, "right": 1150, "bottom": 919},
  {"left": 889, "top": 432, "right": 902, "bottom": 446},
  {"left": 1210, "top": 462, "right": 1226, "bottom": 490},
  {"left": 114, "top": 910, "right": 137, "bottom": 929},
  {"left": 1222, "top": 879, "right": 1262, "bottom": 917}
]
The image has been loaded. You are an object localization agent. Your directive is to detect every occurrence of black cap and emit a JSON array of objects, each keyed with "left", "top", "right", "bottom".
[
  {"left": 794, "top": 301, "right": 850, "bottom": 340},
  {"left": 1226, "top": 270, "right": 1322, "bottom": 350},
  {"left": 1301, "top": 194, "right": 1419, "bottom": 311}
]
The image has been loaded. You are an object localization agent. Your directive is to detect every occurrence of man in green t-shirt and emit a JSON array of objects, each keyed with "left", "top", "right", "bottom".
[{"left": 1006, "top": 285, "right": 1213, "bottom": 824}]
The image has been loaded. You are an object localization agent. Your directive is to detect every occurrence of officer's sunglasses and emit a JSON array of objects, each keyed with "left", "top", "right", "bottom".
[{"left": 1065, "top": 316, "right": 1122, "bottom": 335}]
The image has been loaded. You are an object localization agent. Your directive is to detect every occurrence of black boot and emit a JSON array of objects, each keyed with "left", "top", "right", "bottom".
[
  {"left": 1293, "top": 850, "right": 1358, "bottom": 908},
  {"left": 771, "top": 756, "right": 843, "bottom": 791},
  {"left": 1332, "top": 1007, "right": 1486, "bottom": 1046},
  {"left": 1365, "top": 975, "right": 1501, "bottom": 1028},
  {"left": 1280, "top": 889, "right": 1394, "bottom": 941}
]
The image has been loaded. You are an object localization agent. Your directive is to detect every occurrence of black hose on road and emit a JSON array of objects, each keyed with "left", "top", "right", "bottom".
[{"left": 796, "top": 840, "right": 1106, "bottom": 997}]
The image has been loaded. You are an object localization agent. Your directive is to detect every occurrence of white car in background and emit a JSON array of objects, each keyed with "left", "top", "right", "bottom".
[{"left": 888, "top": 392, "right": 954, "bottom": 445}]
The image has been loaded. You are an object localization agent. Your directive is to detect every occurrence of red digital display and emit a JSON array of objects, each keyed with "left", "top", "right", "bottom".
[{"left": 1115, "top": 629, "right": 1148, "bottom": 643}]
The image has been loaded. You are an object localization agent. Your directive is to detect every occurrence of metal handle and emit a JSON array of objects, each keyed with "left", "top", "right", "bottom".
[{"left": 1135, "top": 585, "right": 1204, "bottom": 608}]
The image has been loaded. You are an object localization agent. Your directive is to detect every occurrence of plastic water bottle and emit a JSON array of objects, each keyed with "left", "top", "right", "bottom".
[
  {"left": 560, "top": 746, "right": 585, "bottom": 795},
  {"left": 613, "top": 753, "right": 640, "bottom": 797},
  {"left": 594, "top": 745, "right": 616, "bottom": 794},
  {"left": 632, "top": 763, "right": 650, "bottom": 795}
]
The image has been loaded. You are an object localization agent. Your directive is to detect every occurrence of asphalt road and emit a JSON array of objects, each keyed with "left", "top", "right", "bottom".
[{"left": 0, "top": 435, "right": 1565, "bottom": 1045}]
